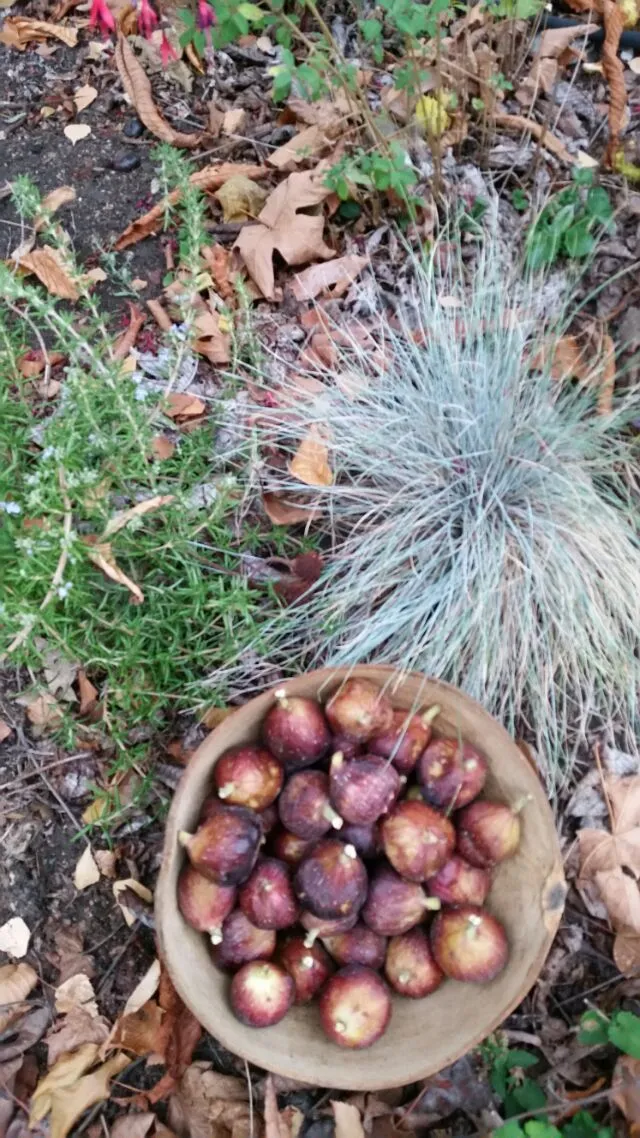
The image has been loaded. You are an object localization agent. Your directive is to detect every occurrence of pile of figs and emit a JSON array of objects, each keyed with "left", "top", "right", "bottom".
[{"left": 177, "top": 679, "right": 523, "bottom": 1049}]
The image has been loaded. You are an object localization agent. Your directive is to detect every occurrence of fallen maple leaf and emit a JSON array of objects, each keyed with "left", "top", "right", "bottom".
[
  {"left": 236, "top": 169, "right": 335, "bottom": 300},
  {"left": 291, "top": 254, "right": 369, "bottom": 301},
  {"left": 18, "top": 247, "right": 79, "bottom": 300},
  {"left": 115, "top": 35, "right": 201, "bottom": 149},
  {"left": 0, "top": 16, "right": 77, "bottom": 48},
  {"left": 85, "top": 541, "right": 144, "bottom": 603},
  {"left": 73, "top": 846, "right": 101, "bottom": 891},
  {"left": 289, "top": 428, "right": 333, "bottom": 487},
  {"left": 29, "top": 1043, "right": 129, "bottom": 1138}
]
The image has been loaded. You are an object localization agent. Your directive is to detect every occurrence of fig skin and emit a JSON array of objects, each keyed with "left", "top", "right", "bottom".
[
  {"left": 238, "top": 858, "right": 298, "bottom": 930},
  {"left": 431, "top": 905, "right": 509, "bottom": 983},
  {"left": 381, "top": 800, "right": 455, "bottom": 881},
  {"left": 278, "top": 770, "right": 343, "bottom": 840},
  {"left": 361, "top": 865, "right": 440, "bottom": 936},
  {"left": 214, "top": 745, "right": 283, "bottom": 811},
  {"left": 200, "top": 794, "right": 222, "bottom": 823},
  {"left": 384, "top": 927, "right": 444, "bottom": 998},
  {"left": 262, "top": 691, "right": 331, "bottom": 770},
  {"left": 179, "top": 804, "right": 262, "bottom": 886},
  {"left": 323, "top": 923, "right": 387, "bottom": 970},
  {"left": 259, "top": 804, "right": 279, "bottom": 834},
  {"left": 177, "top": 864, "right": 236, "bottom": 944},
  {"left": 294, "top": 839, "right": 368, "bottom": 920},
  {"left": 300, "top": 909, "right": 358, "bottom": 947},
  {"left": 212, "top": 909, "right": 276, "bottom": 971},
  {"left": 329, "top": 752, "right": 401, "bottom": 825},
  {"left": 418, "top": 739, "right": 488, "bottom": 811},
  {"left": 230, "top": 960, "right": 295, "bottom": 1027},
  {"left": 279, "top": 936, "right": 334, "bottom": 1003},
  {"left": 271, "top": 828, "right": 314, "bottom": 867},
  {"left": 331, "top": 734, "right": 363, "bottom": 759},
  {"left": 325, "top": 679, "right": 394, "bottom": 743},
  {"left": 319, "top": 965, "right": 392, "bottom": 1049},
  {"left": 456, "top": 800, "right": 522, "bottom": 867},
  {"left": 339, "top": 821, "right": 380, "bottom": 859},
  {"left": 427, "top": 855, "right": 491, "bottom": 907},
  {"left": 369, "top": 707, "right": 439, "bottom": 775}
]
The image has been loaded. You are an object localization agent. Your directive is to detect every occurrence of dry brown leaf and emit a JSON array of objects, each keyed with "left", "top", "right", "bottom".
[
  {"left": 30, "top": 1044, "right": 129, "bottom": 1138},
  {"left": 102, "top": 494, "right": 175, "bottom": 539},
  {"left": 115, "top": 164, "right": 267, "bottom": 250},
  {"left": 115, "top": 35, "right": 201, "bottom": 149},
  {"left": 64, "top": 123, "right": 92, "bottom": 145},
  {"left": 0, "top": 963, "right": 38, "bottom": 1008},
  {"left": 144, "top": 972, "right": 202, "bottom": 1105},
  {"left": 166, "top": 393, "right": 206, "bottom": 420},
  {"left": 532, "top": 329, "right": 615, "bottom": 413},
  {"left": 265, "top": 1075, "right": 286, "bottom": 1138},
  {"left": 612, "top": 1054, "right": 640, "bottom": 1125},
  {"left": 291, "top": 254, "right": 369, "bottom": 301},
  {"left": 578, "top": 774, "right": 640, "bottom": 966},
  {"left": 111, "top": 1114, "right": 157, "bottom": 1138},
  {"left": 0, "top": 16, "right": 77, "bottom": 48},
  {"left": 123, "top": 960, "right": 161, "bottom": 1017},
  {"left": 214, "top": 174, "right": 268, "bottom": 223},
  {"left": 73, "top": 846, "right": 100, "bottom": 891},
  {"left": 113, "top": 878, "right": 154, "bottom": 927},
  {"left": 201, "top": 244, "right": 234, "bottom": 302},
  {"left": 94, "top": 849, "right": 116, "bottom": 878},
  {"left": 18, "top": 247, "right": 79, "bottom": 300},
  {"left": 222, "top": 108, "right": 247, "bottom": 135},
  {"left": 332, "top": 1101, "right": 366, "bottom": 1138},
  {"left": 262, "top": 493, "right": 317, "bottom": 526},
  {"left": 16, "top": 690, "right": 63, "bottom": 735},
  {"left": 235, "top": 170, "right": 335, "bottom": 300},
  {"left": 37, "top": 186, "right": 76, "bottom": 227},
  {"left": 77, "top": 669, "right": 98, "bottom": 716},
  {"left": 199, "top": 705, "right": 233, "bottom": 729},
  {"left": 73, "top": 84, "right": 98, "bottom": 112},
  {"left": 289, "top": 428, "right": 333, "bottom": 487},
  {"left": 268, "top": 125, "right": 327, "bottom": 170},
  {"left": 110, "top": 1000, "right": 165, "bottom": 1057},
  {"left": 167, "top": 1063, "right": 253, "bottom": 1138},
  {"left": 151, "top": 435, "right": 176, "bottom": 460},
  {"left": 602, "top": 0, "right": 626, "bottom": 163},
  {"left": 85, "top": 541, "right": 144, "bottom": 603},
  {"left": 46, "top": 1008, "right": 110, "bottom": 1067},
  {"left": 55, "top": 974, "right": 99, "bottom": 1018},
  {"left": 494, "top": 112, "right": 576, "bottom": 163},
  {"left": 0, "top": 718, "right": 12, "bottom": 742},
  {"left": 113, "top": 303, "right": 145, "bottom": 361},
  {"left": 18, "top": 350, "right": 66, "bottom": 378},
  {"left": 192, "top": 307, "right": 231, "bottom": 364}
]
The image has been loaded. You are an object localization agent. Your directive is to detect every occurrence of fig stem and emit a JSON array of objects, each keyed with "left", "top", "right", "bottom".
[
  {"left": 421, "top": 705, "right": 441, "bottom": 725},
  {"left": 274, "top": 687, "right": 289, "bottom": 709},
  {"left": 218, "top": 784, "right": 234, "bottom": 799},
  {"left": 323, "top": 805, "right": 344, "bottom": 830},
  {"left": 178, "top": 830, "right": 193, "bottom": 848},
  {"left": 330, "top": 751, "right": 345, "bottom": 770},
  {"left": 343, "top": 844, "right": 357, "bottom": 860},
  {"left": 423, "top": 897, "right": 441, "bottom": 910},
  {"left": 334, "top": 1021, "right": 346, "bottom": 1034},
  {"left": 210, "top": 929, "right": 223, "bottom": 945},
  {"left": 513, "top": 794, "right": 532, "bottom": 814},
  {"left": 303, "top": 929, "right": 319, "bottom": 948}
]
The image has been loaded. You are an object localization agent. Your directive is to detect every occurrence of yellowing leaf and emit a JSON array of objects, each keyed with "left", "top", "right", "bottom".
[
  {"left": 415, "top": 94, "right": 450, "bottom": 136},
  {"left": 64, "top": 123, "right": 92, "bottom": 145},
  {"left": 18, "top": 246, "right": 79, "bottom": 300},
  {"left": 215, "top": 174, "right": 268, "bottom": 222},
  {"left": 289, "top": 429, "right": 333, "bottom": 487},
  {"left": 74, "top": 845, "right": 100, "bottom": 891},
  {"left": 30, "top": 1044, "right": 129, "bottom": 1138},
  {"left": 82, "top": 797, "right": 108, "bottom": 825},
  {"left": 74, "top": 84, "right": 98, "bottom": 112}
]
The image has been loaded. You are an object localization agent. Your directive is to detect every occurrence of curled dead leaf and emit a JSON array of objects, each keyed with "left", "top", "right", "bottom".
[
  {"left": 0, "top": 16, "right": 78, "bottom": 48},
  {"left": 113, "top": 878, "right": 154, "bottom": 926},
  {"left": 289, "top": 428, "right": 333, "bottom": 487},
  {"left": 0, "top": 963, "right": 38, "bottom": 1009},
  {"left": 115, "top": 35, "right": 201, "bottom": 149},
  {"left": 36, "top": 186, "right": 76, "bottom": 229},
  {"left": 84, "top": 541, "right": 144, "bottom": 603},
  {"left": 102, "top": 494, "right": 175, "bottom": 540},
  {"left": 18, "top": 247, "right": 79, "bottom": 300},
  {"left": 262, "top": 493, "right": 319, "bottom": 526},
  {"left": 46, "top": 1008, "right": 110, "bottom": 1067},
  {"left": 29, "top": 1043, "right": 129, "bottom": 1138},
  {"left": 215, "top": 174, "right": 268, "bottom": 223},
  {"left": 73, "top": 846, "right": 100, "bottom": 891}
]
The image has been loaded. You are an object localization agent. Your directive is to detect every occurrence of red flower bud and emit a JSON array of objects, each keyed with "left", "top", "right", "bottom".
[
  {"left": 89, "top": 0, "right": 115, "bottom": 33},
  {"left": 160, "top": 32, "right": 178, "bottom": 65},
  {"left": 197, "top": 0, "right": 216, "bottom": 28},
  {"left": 137, "top": 0, "right": 159, "bottom": 38}
]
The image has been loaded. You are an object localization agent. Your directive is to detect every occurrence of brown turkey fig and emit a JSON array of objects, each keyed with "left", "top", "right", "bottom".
[
  {"left": 262, "top": 691, "right": 331, "bottom": 770},
  {"left": 456, "top": 799, "right": 524, "bottom": 867},
  {"left": 300, "top": 908, "right": 358, "bottom": 947},
  {"left": 361, "top": 865, "right": 440, "bottom": 936},
  {"left": 381, "top": 800, "right": 455, "bottom": 881},
  {"left": 278, "top": 770, "right": 343, "bottom": 840},
  {"left": 271, "top": 828, "right": 314, "bottom": 866},
  {"left": 213, "top": 909, "right": 276, "bottom": 971},
  {"left": 369, "top": 706, "right": 440, "bottom": 775},
  {"left": 418, "top": 739, "right": 488, "bottom": 811},
  {"left": 177, "top": 864, "right": 236, "bottom": 944},
  {"left": 213, "top": 745, "right": 283, "bottom": 811},
  {"left": 325, "top": 679, "right": 393, "bottom": 743},
  {"left": 329, "top": 752, "right": 400, "bottom": 825},
  {"left": 319, "top": 965, "right": 391, "bottom": 1049},
  {"left": 294, "top": 839, "right": 367, "bottom": 920},
  {"left": 384, "top": 927, "right": 444, "bottom": 998},
  {"left": 230, "top": 961, "right": 294, "bottom": 1027},
  {"left": 323, "top": 923, "right": 387, "bottom": 970},
  {"left": 179, "top": 804, "right": 262, "bottom": 886},
  {"left": 427, "top": 855, "right": 491, "bottom": 907},
  {"left": 279, "top": 936, "right": 334, "bottom": 1003},
  {"left": 239, "top": 858, "right": 298, "bottom": 930},
  {"left": 331, "top": 734, "right": 363, "bottom": 759},
  {"left": 431, "top": 905, "right": 508, "bottom": 982},
  {"left": 339, "top": 821, "right": 380, "bottom": 859}
]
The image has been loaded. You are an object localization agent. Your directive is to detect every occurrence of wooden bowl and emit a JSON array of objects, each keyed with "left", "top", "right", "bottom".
[{"left": 156, "top": 666, "right": 565, "bottom": 1091}]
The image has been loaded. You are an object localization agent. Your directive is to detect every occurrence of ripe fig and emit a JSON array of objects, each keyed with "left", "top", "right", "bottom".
[
  {"left": 431, "top": 905, "right": 508, "bottom": 982},
  {"left": 300, "top": 909, "right": 358, "bottom": 947},
  {"left": 329, "top": 752, "right": 400, "bottom": 825},
  {"left": 294, "top": 839, "right": 367, "bottom": 920},
  {"left": 179, "top": 804, "right": 262, "bottom": 886},
  {"left": 259, "top": 804, "right": 279, "bottom": 834},
  {"left": 369, "top": 706, "right": 440, "bottom": 775},
  {"left": 361, "top": 865, "right": 440, "bottom": 936},
  {"left": 323, "top": 923, "right": 387, "bottom": 970},
  {"left": 279, "top": 936, "right": 334, "bottom": 1003},
  {"left": 384, "top": 927, "right": 444, "bottom": 998},
  {"left": 177, "top": 864, "right": 236, "bottom": 944},
  {"left": 213, "top": 909, "right": 276, "bottom": 971},
  {"left": 262, "top": 691, "right": 331, "bottom": 770},
  {"left": 418, "top": 739, "right": 488, "bottom": 811},
  {"left": 239, "top": 858, "right": 298, "bottom": 930},
  {"left": 339, "top": 821, "right": 380, "bottom": 859},
  {"left": 331, "top": 734, "right": 363, "bottom": 759},
  {"left": 200, "top": 794, "right": 222, "bottom": 823},
  {"left": 214, "top": 745, "right": 283, "bottom": 811},
  {"left": 381, "top": 800, "right": 455, "bottom": 881},
  {"left": 456, "top": 799, "right": 524, "bottom": 867},
  {"left": 230, "top": 960, "right": 295, "bottom": 1027},
  {"left": 427, "top": 855, "right": 491, "bottom": 907},
  {"left": 271, "top": 828, "right": 313, "bottom": 866},
  {"left": 278, "top": 770, "right": 343, "bottom": 840},
  {"left": 319, "top": 965, "right": 392, "bottom": 1049},
  {"left": 325, "top": 679, "right": 393, "bottom": 743}
]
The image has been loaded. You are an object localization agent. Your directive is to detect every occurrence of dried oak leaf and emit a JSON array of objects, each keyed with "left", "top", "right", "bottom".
[
  {"left": 235, "top": 170, "right": 335, "bottom": 300},
  {"left": 115, "top": 163, "right": 268, "bottom": 251},
  {"left": 115, "top": 35, "right": 201, "bottom": 149},
  {"left": 29, "top": 1043, "right": 129, "bottom": 1138},
  {"left": 18, "top": 247, "right": 79, "bottom": 300}
]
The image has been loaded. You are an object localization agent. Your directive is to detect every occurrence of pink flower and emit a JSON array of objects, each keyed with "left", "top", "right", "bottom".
[
  {"left": 197, "top": 0, "right": 216, "bottom": 29},
  {"left": 89, "top": 0, "right": 115, "bottom": 33},
  {"left": 160, "top": 31, "right": 178, "bottom": 65},
  {"left": 137, "top": 0, "right": 158, "bottom": 38}
]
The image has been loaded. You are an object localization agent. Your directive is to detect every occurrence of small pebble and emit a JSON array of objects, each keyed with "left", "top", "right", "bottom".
[
  {"left": 111, "top": 152, "right": 141, "bottom": 173},
  {"left": 123, "top": 116, "right": 144, "bottom": 138}
]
